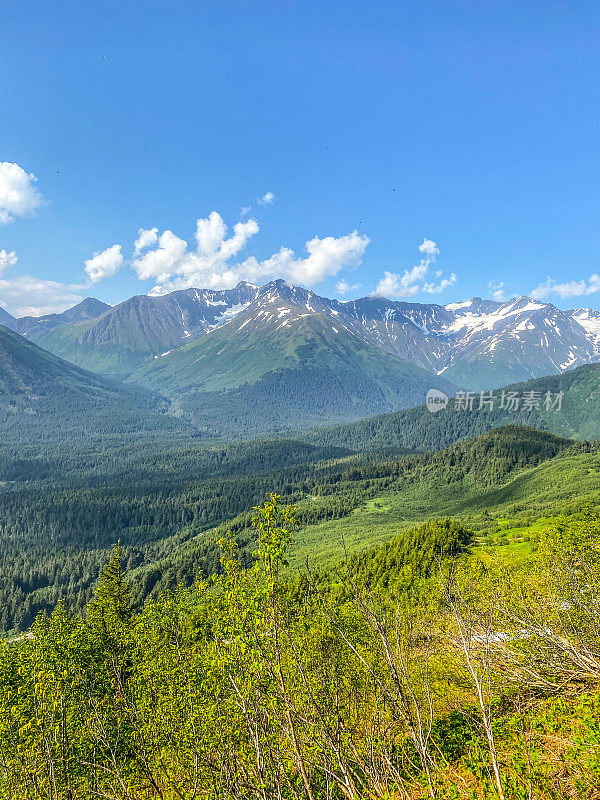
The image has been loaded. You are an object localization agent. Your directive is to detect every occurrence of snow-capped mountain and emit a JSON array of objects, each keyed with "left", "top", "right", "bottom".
[
  {"left": 18, "top": 279, "right": 600, "bottom": 391},
  {"left": 569, "top": 307, "right": 600, "bottom": 355},
  {"left": 436, "top": 296, "right": 598, "bottom": 389},
  {"left": 28, "top": 283, "right": 261, "bottom": 375},
  {"left": 126, "top": 279, "right": 458, "bottom": 433},
  {"left": 285, "top": 290, "right": 600, "bottom": 389}
]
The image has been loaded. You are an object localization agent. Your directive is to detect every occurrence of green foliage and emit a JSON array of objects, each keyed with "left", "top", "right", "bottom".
[
  {"left": 348, "top": 518, "right": 472, "bottom": 595},
  {"left": 87, "top": 543, "right": 136, "bottom": 628},
  {"left": 2, "top": 499, "right": 600, "bottom": 797},
  {"left": 0, "top": 425, "right": 590, "bottom": 633}
]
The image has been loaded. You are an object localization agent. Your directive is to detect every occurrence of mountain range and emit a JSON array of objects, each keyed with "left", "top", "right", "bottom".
[
  {"left": 0, "top": 297, "right": 111, "bottom": 337},
  {"left": 3, "top": 279, "right": 600, "bottom": 435},
  {"left": 14, "top": 281, "right": 600, "bottom": 386}
]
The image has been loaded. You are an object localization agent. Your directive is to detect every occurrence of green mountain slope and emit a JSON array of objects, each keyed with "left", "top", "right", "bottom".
[
  {"left": 127, "top": 426, "right": 584, "bottom": 594},
  {"left": 128, "top": 296, "right": 459, "bottom": 435},
  {"left": 30, "top": 284, "right": 260, "bottom": 377},
  {"left": 301, "top": 361, "right": 600, "bottom": 452},
  {"left": 30, "top": 313, "right": 152, "bottom": 377},
  {"left": 0, "top": 324, "right": 193, "bottom": 443},
  {"left": 286, "top": 431, "right": 595, "bottom": 570}
]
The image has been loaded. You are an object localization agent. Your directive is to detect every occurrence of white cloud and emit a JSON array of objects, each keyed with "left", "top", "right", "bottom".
[
  {"left": 335, "top": 278, "right": 361, "bottom": 295},
  {"left": 0, "top": 164, "right": 83, "bottom": 316},
  {"left": 374, "top": 239, "right": 456, "bottom": 298},
  {"left": 132, "top": 211, "right": 369, "bottom": 294},
  {"left": 133, "top": 230, "right": 188, "bottom": 283},
  {"left": 259, "top": 191, "right": 275, "bottom": 206},
  {"left": 531, "top": 274, "right": 600, "bottom": 300},
  {"left": 84, "top": 244, "right": 124, "bottom": 284},
  {"left": 196, "top": 213, "right": 259, "bottom": 261},
  {"left": 0, "top": 162, "right": 45, "bottom": 224},
  {"left": 375, "top": 264, "right": 428, "bottom": 298},
  {"left": 0, "top": 275, "right": 82, "bottom": 317},
  {"left": 0, "top": 250, "right": 18, "bottom": 276},
  {"left": 423, "top": 271, "right": 457, "bottom": 293},
  {"left": 418, "top": 238, "right": 440, "bottom": 257},
  {"left": 0, "top": 246, "right": 82, "bottom": 316},
  {"left": 487, "top": 281, "right": 505, "bottom": 301},
  {"left": 134, "top": 227, "right": 158, "bottom": 255},
  {"left": 241, "top": 192, "right": 274, "bottom": 215}
]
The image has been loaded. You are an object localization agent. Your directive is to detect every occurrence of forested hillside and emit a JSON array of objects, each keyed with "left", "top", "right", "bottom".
[
  {"left": 0, "top": 425, "right": 586, "bottom": 632},
  {"left": 0, "top": 324, "right": 194, "bottom": 443},
  {"left": 128, "top": 426, "right": 589, "bottom": 595},
  {"left": 3, "top": 315, "right": 600, "bottom": 635},
  {"left": 303, "top": 361, "right": 600, "bottom": 451}
]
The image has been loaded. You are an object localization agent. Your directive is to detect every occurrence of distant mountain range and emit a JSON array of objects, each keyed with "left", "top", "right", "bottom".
[
  {"left": 125, "top": 281, "right": 457, "bottom": 434},
  {"left": 9, "top": 280, "right": 600, "bottom": 388},
  {"left": 0, "top": 297, "right": 111, "bottom": 337},
  {"left": 2, "top": 314, "right": 600, "bottom": 446},
  {"left": 14, "top": 297, "right": 111, "bottom": 337},
  {"left": 3, "top": 278, "right": 600, "bottom": 435}
]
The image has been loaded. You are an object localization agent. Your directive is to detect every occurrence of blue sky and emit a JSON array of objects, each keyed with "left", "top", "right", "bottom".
[{"left": 1, "top": 0, "right": 600, "bottom": 315}]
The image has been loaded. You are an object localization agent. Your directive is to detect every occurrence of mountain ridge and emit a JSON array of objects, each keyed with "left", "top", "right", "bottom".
[
  {"left": 15, "top": 297, "right": 112, "bottom": 337},
  {"left": 128, "top": 282, "right": 459, "bottom": 434},
  {"left": 22, "top": 280, "right": 600, "bottom": 393}
]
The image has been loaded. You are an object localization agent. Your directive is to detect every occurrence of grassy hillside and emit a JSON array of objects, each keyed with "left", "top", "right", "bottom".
[
  {"left": 128, "top": 310, "right": 458, "bottom": 434},
  {"left": 286, "top": 439, "right": 600, "bottom": 571},
  {"left": 127, "top": 426, "right": 589, "bottom": 595}
]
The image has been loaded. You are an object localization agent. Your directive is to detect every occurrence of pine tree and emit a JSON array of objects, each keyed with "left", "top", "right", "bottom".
[{"left": 87, "top": 543, "right": 136, "bottom": 630}]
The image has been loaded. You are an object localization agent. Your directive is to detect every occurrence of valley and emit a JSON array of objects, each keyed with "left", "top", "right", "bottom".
[
  {"left": 2, "top": 294, "right": 600, "bottom": 799},
  {"left": 5, "top": 7, "right": 600, "bottom": 794}
]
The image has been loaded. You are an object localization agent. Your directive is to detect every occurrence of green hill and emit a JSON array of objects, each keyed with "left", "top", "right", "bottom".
[
  {"left": 128, "top": 305, "right": 458, "bottom": 435},
  {"left": 301, "top": 361, "right": 600, "bottom": 452},
  {"left": 126, "top": 426, "right": 587, "bottom": 594},
  {"left": 0, "top": 324, "right": 193, "bottom": 443}
]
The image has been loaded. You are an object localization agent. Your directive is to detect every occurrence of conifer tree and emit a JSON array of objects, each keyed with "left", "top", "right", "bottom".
[{"left": 87, "top": 543, "right": 135, "bottom": 630}]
